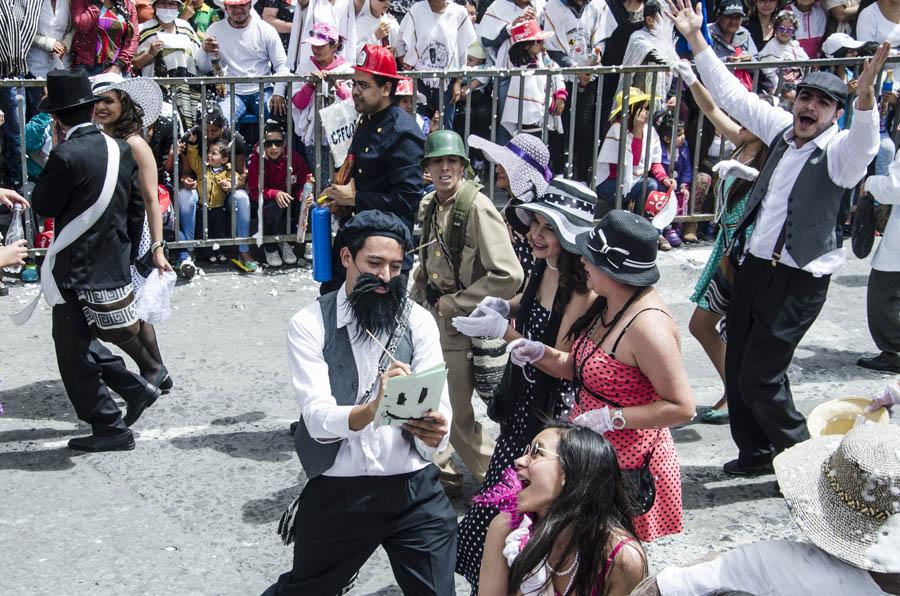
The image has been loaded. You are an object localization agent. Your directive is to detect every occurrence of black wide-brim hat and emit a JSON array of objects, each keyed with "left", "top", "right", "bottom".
[
  {"left": 39, "top": 68, "right": 105, "bottom": 113},
  {"left": 576, "top": 209, "right": 660, "bottom": 287},
  {"left": 510, "top": 178, "right": 597, "bottom": 254}
]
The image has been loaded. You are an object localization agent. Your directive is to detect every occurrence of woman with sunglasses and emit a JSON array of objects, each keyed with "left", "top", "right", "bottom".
[
  {"left": 247, "top": 120, "right": 311, "bottom": 268},
  {"left": 479, "top": 423, "right": 648, "bottom": 596}
]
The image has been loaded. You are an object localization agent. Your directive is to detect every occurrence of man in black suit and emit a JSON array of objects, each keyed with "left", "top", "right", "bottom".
[{"left": 29, "top": 69, "right": 165, "bottom": 452}]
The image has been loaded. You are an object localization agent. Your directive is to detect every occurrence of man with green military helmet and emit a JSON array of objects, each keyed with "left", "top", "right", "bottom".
[{"left": 411, "top": 129, "right": 524, "bottom": 495}]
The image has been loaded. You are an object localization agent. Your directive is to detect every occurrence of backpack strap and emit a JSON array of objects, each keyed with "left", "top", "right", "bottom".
[{"left": 447, "top": 179, "right": 483, "bottom": 281}]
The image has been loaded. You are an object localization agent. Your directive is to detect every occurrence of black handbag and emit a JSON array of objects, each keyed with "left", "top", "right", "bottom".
[
  {"left": 852, "top": 192, "right": 877, "bottom": 259},
  {"left": 622, "top": 430, "right": 661, "bottom": 516}
]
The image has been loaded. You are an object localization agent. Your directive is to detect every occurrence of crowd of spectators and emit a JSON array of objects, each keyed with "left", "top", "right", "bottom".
[{"left": 0, "top": 0, "right": 898, "bottom": 262}]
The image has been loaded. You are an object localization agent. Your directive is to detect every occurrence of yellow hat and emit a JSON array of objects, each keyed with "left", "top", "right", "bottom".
[
  {"left": 806, "top": 397, "right": 890, "bottom": 437},
  {"left": 609, "top": 87, "right": 651, "bottom": 121}
]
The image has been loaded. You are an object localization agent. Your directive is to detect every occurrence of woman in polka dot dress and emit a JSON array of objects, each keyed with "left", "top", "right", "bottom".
[
  {"left": 506, "top": 210, "right": 696, "bottom": 543},
  {"left": 450, "top": 179, "right": 599, "bottom": 589}
]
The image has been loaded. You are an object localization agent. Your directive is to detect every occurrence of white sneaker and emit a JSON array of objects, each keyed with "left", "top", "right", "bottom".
[
  {"left": 265, "top": 248, "right": 282, "bottom": 267},
  {"left": 179, "top": 258, "right": 196, "bottom": 280},
  {"left": 281, "top": 242, "right": 298, "bottom": 265}
]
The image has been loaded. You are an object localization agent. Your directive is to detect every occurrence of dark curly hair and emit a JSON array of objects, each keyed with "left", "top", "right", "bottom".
[{"left": 103, "top": 89, "right": 145, "bottom": 139}]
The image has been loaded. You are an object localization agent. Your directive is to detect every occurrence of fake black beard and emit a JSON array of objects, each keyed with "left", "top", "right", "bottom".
[{"left": 346, "top": 273, "right": 407, "bottom": 342}]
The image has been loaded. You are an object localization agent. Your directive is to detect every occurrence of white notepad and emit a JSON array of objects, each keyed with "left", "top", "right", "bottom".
[{"left": 373, "top": 364, "right": 447, "bottom": 428}]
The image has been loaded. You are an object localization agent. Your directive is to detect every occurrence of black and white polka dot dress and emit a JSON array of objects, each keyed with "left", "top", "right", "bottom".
[{"left": 455, "top": 302, "right": 575, "bottom": 590}]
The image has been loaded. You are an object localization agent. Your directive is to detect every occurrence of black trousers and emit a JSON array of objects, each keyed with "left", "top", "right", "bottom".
[
  {"left": 88, "top": 340, "right": 150, "bottom": 402},
  {"left": 724, "top": 256, "right": 828, "bottom": 463},
  {"left": 261, "top": 200, "right": 300, "bottom": 250},
  {"left": 867, "top": 268, "right": 900, "bottom": 354},
  {"left": 52, "top": 289, "right": 129, "bottom": 436},
  {"left": 266, "top": 465, "right": 457, "bottom": 596}
]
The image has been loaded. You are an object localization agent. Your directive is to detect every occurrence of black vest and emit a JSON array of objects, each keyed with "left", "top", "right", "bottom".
[{"left": 735, "top": 126, "right": 850, "bottom": 267}]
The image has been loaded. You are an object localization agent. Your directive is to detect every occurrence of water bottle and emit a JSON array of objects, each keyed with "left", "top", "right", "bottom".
[
  {"left": 296, "top": 173, "right": 315, "bottom": 243},
  {"left": 880, "top": 70, "right": 893, "bottom": 133},
  {"left": 311, "top": 206, "right": 333, "bottom": 282},
  {"left": 3, "top": 204, "right": 25, "bottom": 275}
]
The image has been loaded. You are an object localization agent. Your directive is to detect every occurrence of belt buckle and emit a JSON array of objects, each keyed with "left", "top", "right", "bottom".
[{"left": 771, "top": 252, "right": 781, "bottom": 267}]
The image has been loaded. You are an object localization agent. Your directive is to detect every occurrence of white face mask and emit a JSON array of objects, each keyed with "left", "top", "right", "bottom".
[{"left": 155, "top": 7, "right": 179, "bottom": 23}]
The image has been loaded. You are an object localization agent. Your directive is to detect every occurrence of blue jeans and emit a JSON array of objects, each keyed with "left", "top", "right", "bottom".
[
  {"left": 220, "top": 87, "right": 274, "bottom": 123},
  {"left": 177, "top": 188, "right": 252, "bottom": 260},
  {"left": 595, "top": 178, "right": 660, "bottom": 218}
]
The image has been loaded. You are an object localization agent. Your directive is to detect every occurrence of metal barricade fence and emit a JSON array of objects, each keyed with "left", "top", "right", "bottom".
[{"left": 2, "top": 55, "right": 892, "bottom": 255}]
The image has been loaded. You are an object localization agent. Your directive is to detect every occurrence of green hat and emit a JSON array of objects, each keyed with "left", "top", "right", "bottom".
[{"left": 422, "top": 130, "right": 470, "bottom": 168}]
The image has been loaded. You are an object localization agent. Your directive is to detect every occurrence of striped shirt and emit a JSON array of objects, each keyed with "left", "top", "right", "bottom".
[{"left": 0, "top": 0, "right": 41, "bottom": 77}]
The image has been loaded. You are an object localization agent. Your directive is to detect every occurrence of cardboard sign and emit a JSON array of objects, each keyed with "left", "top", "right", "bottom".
[{"left": 374, "top": 364, "right": 447, "bottom": 428}]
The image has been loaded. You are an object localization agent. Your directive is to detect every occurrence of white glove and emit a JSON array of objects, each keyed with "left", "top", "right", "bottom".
[
  {"left": 672, "top": 59, "right": 698, "bottom": 87},
  {"left": 477, "top": 296, "right": 511, "bottom": 318},
  {"left": 866, "top": 381, "right": 900, "bottom": 412},
  {"left": 520, "top": 564, "right": 550, "bottom": 596},
  {"left": 506, "top": 338, "right": 545, "bottom": 367},
  {"left": 452, "top": 307, "right": 509, "bottom": 338},
  {"left": 502, "top": 515, "right": 533, "bottom": 566},
  {"left": 713, "top": 159, "right": 760, "bottom": 182},
  {"left": 572, "top": 406, "right": 613, "bottom": 434}
]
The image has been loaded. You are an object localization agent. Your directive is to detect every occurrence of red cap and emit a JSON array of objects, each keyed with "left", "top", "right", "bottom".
[
  {"left": 354, "top": 45, "right": 402, "bottom": 80},
  {"left": 510, "top": 19, "right": 553, "bottom": 44},
  {"left": 222, "top": 0, "right": 252, "bottom": 5}
]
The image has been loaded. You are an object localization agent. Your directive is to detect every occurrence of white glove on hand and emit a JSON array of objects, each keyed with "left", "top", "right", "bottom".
[
  {"left": 477, "top": 296, "right": 511, "bottom": 318},
  {"left": 506, "top": 338, "right": 545, "bottom": 367},
  {"left": 866, "top": 381, "right": 900, "bottom": 412},
  {"left": 452, "top": 307, "right": 509, "bottom": 338},
  {"left": 672, "top": 59, "right": 698, "bottom": 87},
  {"left": 713, "top": 159, "right": 760, "bottom": 182},
  {"left": 502, "top": 515, "right": 533, "bottom": 566},
  {"left": 572, "top": 406, "right": 613, "bottom": 434}
]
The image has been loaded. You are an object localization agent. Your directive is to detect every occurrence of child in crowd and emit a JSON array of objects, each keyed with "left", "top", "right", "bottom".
[
  {"left": 760, "top": 10, "right": 808, "bottom": 91},
  {"left": 594, "top": 89, "right": 670, "bottom": 241},
  {"left": 247, "top": 121, "right": 311, "bottom": 268},
  {"left": 657, "top": 112, "right": 711, "bottom": 245},
  {"left": 501, "top": 19, "right": 566, "bottom": 139},
  {"left": 291, "top": 22, "right": 353, "bottom": 175},
  {"left": 790, "top": 0, "right": 827, "bottom": 58},
  {"left": 396, "top": 78, "right": 431, "bottom": 136},
  {"left": 183, "top": 136, "right": 233, "bottom": 263}
]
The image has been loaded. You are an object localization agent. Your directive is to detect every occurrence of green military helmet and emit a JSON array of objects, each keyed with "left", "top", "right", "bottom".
[{"left": 421, "top": 129, "right": 470, "bottom": 168}]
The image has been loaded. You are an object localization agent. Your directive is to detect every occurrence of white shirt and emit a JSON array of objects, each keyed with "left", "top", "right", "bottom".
[
  {"left": 206, "top": 13, "right": 290, "bottom": 96},
  {"left": 541, "top": 0, "right": 607, "bottom": 67},
  {"left": 501, "top": 51, "right": 564, "bottom": 134},
  {"left": 695, "top": 46, "right": 880, "bottom": 276},
  {"left": 791, "top": 2, "right": 827, "bottom": 57},
  {"left": 478, "top": 0, "right": 546, "bottom": 67},
  {"left": 864, "top": 148, "right": 900, "bottom": 271},
  {"left": 399, "top": 1, "right": 476, "bottom": 87},
  {"left": 656, "top": 540, "right": 888, "bottom": 596},
  {"left": 27, "top": 0, "right": 72, "bottom": 77},
  {"left": 355, "top": 0, "right": 400, "bottom": 56},
  {"left": 287, "top": 284, "right": 452, "bottom": 477},
  {"left": 857, "top": 2, "right": 900, "bottom": 47}
]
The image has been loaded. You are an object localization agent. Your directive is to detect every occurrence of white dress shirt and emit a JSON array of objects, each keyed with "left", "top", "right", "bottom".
[
  {"left": 695, "top": 47, "right": 880, "bottom": 276},
  {"left": 864, "top": 149, "right": 900, "bottom": 272},
  {"left": 287, "top": 284, "right": 452, "bottom": 477}
]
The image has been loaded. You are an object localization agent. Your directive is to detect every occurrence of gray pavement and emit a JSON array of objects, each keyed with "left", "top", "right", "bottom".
[{"left": 1, "top": 242, "right": 895, "bottom": 595}]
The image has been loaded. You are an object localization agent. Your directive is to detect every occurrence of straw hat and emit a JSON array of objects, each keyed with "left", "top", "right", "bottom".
[
  {"left": 806, "top": 397, "right": 890, "bottom": 437},
  {"left": 91, "top": 73, "right": 163, "bottom": 129},
  {"left": 468, "top": 133, "right": 552, "bottom": 203},
  {"left": 609, "top": 87, "right": 651, "bottom": 121},
  {"left": 774, "top": 424, "right": 900, "bottom": 573}
]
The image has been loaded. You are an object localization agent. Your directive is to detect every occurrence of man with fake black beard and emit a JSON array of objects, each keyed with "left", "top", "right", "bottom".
[
  {"left": 669, "top": 0, "right": 888, "bottom": 476},
  {"left": 267, "top": 209, "right": 455, "bottom": 595}
]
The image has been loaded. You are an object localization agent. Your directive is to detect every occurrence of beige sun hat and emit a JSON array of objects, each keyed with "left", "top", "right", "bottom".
[
  {"left": 773, "top": 424, "right": 900, "bottom": 573},
  {"left": 807, "top": 397, "right": 891, "bottom": 437}
]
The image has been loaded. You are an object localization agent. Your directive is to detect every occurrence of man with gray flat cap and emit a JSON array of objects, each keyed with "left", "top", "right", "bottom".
[{"left": 669, "top": 0, "right": 890, "bottom": 476}]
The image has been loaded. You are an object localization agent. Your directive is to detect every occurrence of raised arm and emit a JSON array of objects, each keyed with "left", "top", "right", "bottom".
[{"left": 673, "top": 60, "right": 743, "bottom": 145}]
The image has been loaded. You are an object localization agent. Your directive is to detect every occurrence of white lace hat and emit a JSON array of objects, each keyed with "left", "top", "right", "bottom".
[
  {"left": 90, "top": 73, "right": 163, "bottom": 129},
  {"left": 468, "top": 133, "right": 552, "bottom": 203}
]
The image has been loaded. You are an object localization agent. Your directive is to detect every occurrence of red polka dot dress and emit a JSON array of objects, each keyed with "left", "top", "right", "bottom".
[{"left": 568, "top": 316, "right": 683, "bottom": 542}]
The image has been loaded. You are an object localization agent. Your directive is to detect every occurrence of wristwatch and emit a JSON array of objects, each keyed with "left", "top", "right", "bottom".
[{"left": 611, "top": 408, "right": 627, "bottom": 431}]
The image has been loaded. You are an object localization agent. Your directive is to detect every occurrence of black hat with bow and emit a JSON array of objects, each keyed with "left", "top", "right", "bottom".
[{"left": 576, "top": 209, "right": 660, "bottom": 287}]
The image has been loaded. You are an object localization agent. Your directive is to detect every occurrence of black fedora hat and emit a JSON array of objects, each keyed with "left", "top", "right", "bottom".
[
  {"left": 576, "top": 209, "right": 660, "bottom": 287},
  {"left": 38, "top": 68, "right": 104, "bottom": 113}
]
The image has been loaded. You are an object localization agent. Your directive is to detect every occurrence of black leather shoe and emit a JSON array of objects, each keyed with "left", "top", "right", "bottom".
[
  {"left": 159, "top": 375, "right": 173, "bottom": 394},
  {"left": 723, "top": 458, "right": 775, "bottom": 476},
  {"left": 144, "top": 365, "right": 171, "bottom": 393},
  {"left": 124, "top": 382, "right": 161, "bottom": 427},
  {"left": 857, "top": 352, "right": 900, "bottom": 374},
  {"left": 68, "top": 431, "right": 135, "bottom": 452}
]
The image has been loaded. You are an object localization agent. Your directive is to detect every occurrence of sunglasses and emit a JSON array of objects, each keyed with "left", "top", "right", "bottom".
[
  {"left": 776, "top": 26, "right": 796, "bottom": 34},
  {"left": 522, "top": 441, "right": 560, "bottom": 459},
  {"left": 264, "top": 139, "right": 285, "bottom": 148}
]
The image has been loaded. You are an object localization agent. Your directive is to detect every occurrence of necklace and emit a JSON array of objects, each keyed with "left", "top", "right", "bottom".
[
  {"left": 546, "top": 259, "right": 559, "bottom": 271},
  {"left": 547, "top": 554, "right": 579, "bottom": 596}
]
